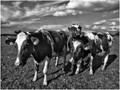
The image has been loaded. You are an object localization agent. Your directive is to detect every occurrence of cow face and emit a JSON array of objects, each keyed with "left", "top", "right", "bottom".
[
  {"left": 68, "top": 24, "right": 82, "bottom": 36},
  {"left": 15, "top": 32, "right": 34, "bottom": 66}
]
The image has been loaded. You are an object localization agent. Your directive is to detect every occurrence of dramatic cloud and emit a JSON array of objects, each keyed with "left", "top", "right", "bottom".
[
  {"left": 1, "top": 0, "right": 119, "bottom": 25},
  {"left": 67, "top": 0, "right": 119, "bottom": 11},
  {"left": 53, "top": 9, "right": 83, "bottom": 16},
  {"left": 1, "top": 4, "right": 24, "bottom": 22}
]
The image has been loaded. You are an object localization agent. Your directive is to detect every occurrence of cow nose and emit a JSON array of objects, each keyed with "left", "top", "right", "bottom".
[{"left": 15, "top": 58, "right": 20, "bottom": 66}]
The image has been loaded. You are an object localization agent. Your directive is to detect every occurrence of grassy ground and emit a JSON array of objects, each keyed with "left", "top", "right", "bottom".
[{"left": 1, "top": 31, "right": 119, "bottom": 89}]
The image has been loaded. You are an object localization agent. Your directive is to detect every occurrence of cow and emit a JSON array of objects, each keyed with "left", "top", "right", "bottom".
[
  {"left": 67, "top": 25, "right": 113, "bottom": 75},
  {"left": 14, "top": 29, "right": 67, "bottom": 86},
  {"left": 5, "top": 37, "right": 16, "bottom": 45},
  {"left": 66, "top": 33, "right": 90, "bottom": 75},
  {"left": 67, "top": 24, "right": 82, "bottom": 51}
]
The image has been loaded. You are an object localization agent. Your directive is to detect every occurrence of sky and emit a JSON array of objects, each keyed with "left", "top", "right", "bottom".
[{"left": 1, "top": 0, "right": 119, "bottom": 28}]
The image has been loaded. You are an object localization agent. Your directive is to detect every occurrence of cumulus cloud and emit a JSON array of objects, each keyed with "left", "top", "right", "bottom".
[
  {"left": 22, "top": 3, "right": 67, "bottom": 18},
  {"left": 1, "top": 0, "right": 119, "bottom": 24},
  {"left": 1, "top": 1, "right": 84, "bottom": 22},
  {"left": 53, "top": 11, "right": 67, "bottom": 16},
  {"left": 53, "top": 9, "right": 83, "bottom": 16},
  {"left": 67, "top": 0, "right": 119, "bottom": 11}
]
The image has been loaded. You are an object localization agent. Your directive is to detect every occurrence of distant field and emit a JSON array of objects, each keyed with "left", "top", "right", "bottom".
[
  {"left": 1, "top": 24, "right": 67, "bottom": 34},
  {"left": 1, "top": 26, "right": 36, "bottom": 34},
  {"left": 1, "top": 28, "right": 119, "bottom": 89}
]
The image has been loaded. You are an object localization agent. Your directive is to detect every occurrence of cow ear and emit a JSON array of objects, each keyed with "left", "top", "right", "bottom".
[
  {"left": 78, "top": 25, "right": 82, "bottom": 30},
  {"left": 14, "top": 30, "right": 21, "bottom": 34},
  {"left": 30, "top": 37, "right": 39, "bottom": 45},
  {"left": 68, "top": 27, "right": 70, "bottom": 30}
]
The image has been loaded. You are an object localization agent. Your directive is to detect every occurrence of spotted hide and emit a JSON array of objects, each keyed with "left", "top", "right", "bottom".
[
  {"left": 14, "top": 30, "right": 67, "bottom": 86},
  {"left": 67, "top": 31, "right": 113, "bottom": 75}
]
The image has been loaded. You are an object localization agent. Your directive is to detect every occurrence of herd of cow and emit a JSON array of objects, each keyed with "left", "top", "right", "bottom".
[{"left": 5, "top": 24, "right": 115, "bottom": 86}]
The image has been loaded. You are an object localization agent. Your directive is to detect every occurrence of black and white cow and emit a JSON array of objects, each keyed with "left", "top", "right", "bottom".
[
  {"left": 5, "top": 37, "right": 16, "bottom": 45},
  {"left": 67, "top": 35, "right": 91, "bottom": 75},
  {"left": 67, "top": 25, "right": 113, "bottom": 75},
  {"left": 14, "top": 29, "right": 67, "bottom": 85},
  {"left": 67, "top": 24, "right": 82, "bottom": 51}
]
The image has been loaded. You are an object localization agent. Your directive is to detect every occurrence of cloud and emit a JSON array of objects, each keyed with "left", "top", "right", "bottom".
[
  {"left": 94, "top": 20, "right": 106, "bottom": 24},
  {"left": 1, "top": 0, "right": 118, "bottom": 24},
  {"left": 53, "top": 11, "right": 67, "bottom": 16},
  {"left": 1, "top": 5, "right": 23, "bottom": 22},
  {"left": 67, "top": 0, "right": 119, "bottom": 11},
  {"left": 1, "top": 1, "right": 84, "bottom": 22},
  {"left": 53, "top": 9, "right": 83, "bottom": 16},
  {"left": 112, "top": 10, "right": 119, "bottom": 14},
  {"left": 1, "top": 5, "right": 13, "bottom": 21},
  {"left": 13, "top": 10, "right": 23, "bottom": 18},
  {"left": 39, "top": 24, "right": 63, "bottom": 29},
  {"left": 23, "top": 3, "right": 68, "bottom": 18},
  {"left": 12, "top": 1, "right": 22, "bottom": 9}
]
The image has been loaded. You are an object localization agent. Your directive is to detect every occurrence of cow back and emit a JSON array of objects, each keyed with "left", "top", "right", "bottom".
[{"left": 48, "top": 31, "right": 67, "bottom": 54}]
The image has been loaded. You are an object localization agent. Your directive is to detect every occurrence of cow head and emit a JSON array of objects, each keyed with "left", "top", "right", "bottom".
[
  {"left": 14, "top": 31, "right": 39, "bottom": 66},
  {"left": 68, "top": 24, "right": 82, "bottom": 36}
]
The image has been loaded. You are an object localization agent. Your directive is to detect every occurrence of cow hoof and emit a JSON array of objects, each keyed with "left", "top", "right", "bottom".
[
  {"left": 75, "top": 71, "right": 79, "bottom": 75},
  {"left": 55, "top": 64, "right": 58, "bottom": 67},
  {"left": 43, "top": 82, "right": 47, "bottom": 86},
  {"left": 101, "top": 67, "right": 105, "bottom": 71},
  {"left": 89, "top": 71, "right": 93, "bottom": 75},
  {"left": 101, "top": 65, "right": 106, "bottom": 71},
  {"left": 33, "top": 78, "right": 37, "bottom": 82},
  {"left": 89, "top": 73, "right": 93, "bottom": 75}
]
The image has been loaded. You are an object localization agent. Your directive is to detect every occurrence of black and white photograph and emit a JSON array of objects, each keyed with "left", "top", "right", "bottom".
[{"left": 1, "top": 0, "right": 119, "bottom": 89}]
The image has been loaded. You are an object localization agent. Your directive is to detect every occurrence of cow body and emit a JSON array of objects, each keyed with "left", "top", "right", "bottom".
[
  {"left": 14, "top": 29, "right": 67, "bottom": 85},
  {"left": 68, "top": 31, "right": 113, "bottom": 75}
]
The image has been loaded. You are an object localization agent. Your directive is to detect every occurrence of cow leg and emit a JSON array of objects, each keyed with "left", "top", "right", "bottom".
[
  {"left": 43, "top": 58, "right": 51, "bottom": 86},
  {"left": 75, "top": 59, "right": 82, "bottom": 74},
  {"left": 68, "top": 57, "right": 75, "bottom": 75},
  {"left": 33, "top": 60, "right": 39, "bottom": 81},
  {"left": 63, "top": 45, "right": 67, "bottom": 71},
  {"left": 102, "top": 53, "right": 109, "bottom": 71},
  {"left": 89, "top": 55, "right": 94, "bottom": 75},
  {"left": 43, "top": 60, "right": 48, "bottom": 85},
  {"left": 67, "top": 35, "right": 71, "bottom": 51},
  {"left": 55, "top": 56, "right": 59, "bottom": 66}
]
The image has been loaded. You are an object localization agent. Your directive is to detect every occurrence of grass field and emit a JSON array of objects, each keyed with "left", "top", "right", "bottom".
[{"left": 1, "top": 30, "right": 119, "bottom": 89}]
